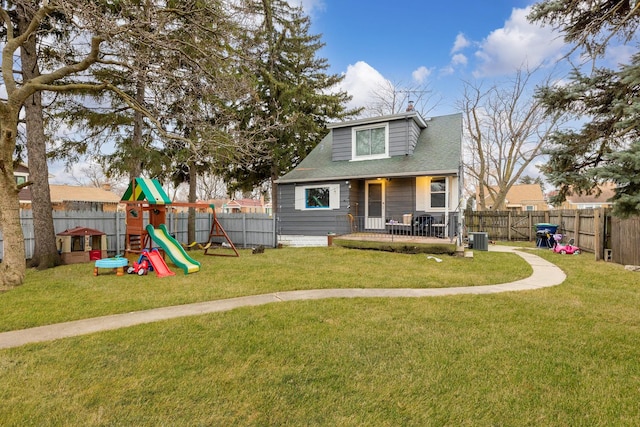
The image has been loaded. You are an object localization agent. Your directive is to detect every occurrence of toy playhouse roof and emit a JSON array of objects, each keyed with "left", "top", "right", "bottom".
[
  {"left": 121, "top": 178, "right": 171, "bottom": 204},
  {"left": 57, "top": 226, "right": 105, "bottom": 236}
]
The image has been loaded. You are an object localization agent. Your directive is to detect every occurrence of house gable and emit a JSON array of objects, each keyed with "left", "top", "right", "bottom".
[
  {"left": 481, "top": 184, "right": 547, "bottom": 211},
  {"left": 277, "top": 112, "right": 462, "bottom": 184},
  {"left": 330, "top": 112, "right": 425, "bottom": 161}
]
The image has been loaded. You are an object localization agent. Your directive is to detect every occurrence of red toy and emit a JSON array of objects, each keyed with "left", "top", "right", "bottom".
[
  {"left": 127, "top": 249, "right": 175, "bottom": 278},
  {"left": 127, "top": 258, "right": 150, "bottom": 275},
  {"left": 553, "top": 236, "right": 581, "bottom": 255}
]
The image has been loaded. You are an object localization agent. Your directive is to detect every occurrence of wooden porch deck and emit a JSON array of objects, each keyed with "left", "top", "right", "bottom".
[{"left": 336, "top": 232, "right": 456, "bottom": 245}]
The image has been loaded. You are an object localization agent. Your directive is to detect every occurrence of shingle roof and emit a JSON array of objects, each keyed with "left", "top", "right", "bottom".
[
  {"left": 566, "top": 183, "right": 616, "bottom": 204},
  {"left": 484, "top": 184, "right": 546, "bottom": 206},
  {"left": 276, "top": 112, "right": 462, "bottom": 184},
  {"left": 49, "top": 185, "right": 122, "bottom": 204},
  {"left": 226, "top": 199, "right": 264, "bottom": 208}
]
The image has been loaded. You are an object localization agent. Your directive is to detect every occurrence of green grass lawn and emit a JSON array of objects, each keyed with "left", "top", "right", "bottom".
[
  {"left": 2, "top": 246, "right": 640, "bottom": 425},
  {"left": 0, "top": 247, "right": 530, "bottom": 331}
]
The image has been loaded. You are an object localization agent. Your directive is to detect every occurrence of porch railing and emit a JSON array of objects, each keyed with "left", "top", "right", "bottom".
[{"left": 335, "top": 214, "right": 454, "bottom": 241}]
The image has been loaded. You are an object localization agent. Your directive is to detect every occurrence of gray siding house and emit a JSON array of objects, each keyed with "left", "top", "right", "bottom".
[{"left": 276, "top": 111, "right": 463, "bottom": 244}]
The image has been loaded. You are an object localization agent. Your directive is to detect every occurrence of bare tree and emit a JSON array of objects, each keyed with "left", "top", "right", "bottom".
[
  {"left": 366, "top": 79, "right": 441, "bottom": 117},
  {"left": 459, "top": 68, "right": 565, "bottom": 211},
  {"left": 0, "top": 0, "right": 256, "bottom": 289}
]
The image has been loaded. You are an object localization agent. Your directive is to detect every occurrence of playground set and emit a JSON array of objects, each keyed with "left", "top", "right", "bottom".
[{"left": 94, "top": 177, "right": 238, "bottom": 277}]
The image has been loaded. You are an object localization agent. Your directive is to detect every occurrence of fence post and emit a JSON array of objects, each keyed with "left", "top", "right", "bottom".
[
  {"left": 272, "top": 214, "right": 277, "bottom": 248},
  {"left": 594, "top": 208, "right": 602, "bottom": 261},
  {"left": 574, "top": 210, "right": 580, "bottom": 247},
  {"left": 507, "top": 211, "right": 512, "bottom": 241},
  {"left": 242, "top": 214, "right": 247, "bottom": 249}
]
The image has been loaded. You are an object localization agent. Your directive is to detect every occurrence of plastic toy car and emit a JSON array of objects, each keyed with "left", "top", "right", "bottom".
[
  {"left": 127, "top": 259, "right": 149, "bottom": 275},
  {"left": 553, "top": 238, "right": 581, "bottom": 255}
]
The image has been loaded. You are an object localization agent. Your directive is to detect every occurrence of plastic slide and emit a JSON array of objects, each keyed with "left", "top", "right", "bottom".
[
  {"left": 145, "top": 224, "right": 201, "bottom": 274},
  {"left": 144, "top": 249, "right": 176, "bottom": 278}
]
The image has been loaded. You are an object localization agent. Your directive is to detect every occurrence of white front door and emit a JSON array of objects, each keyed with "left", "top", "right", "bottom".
[{"left": 365, "top": 180, "right": 385, "bottom": 229}]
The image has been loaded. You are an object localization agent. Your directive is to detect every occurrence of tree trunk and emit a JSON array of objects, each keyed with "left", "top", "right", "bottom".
[
  {"left": 20, "top": 19, "right": 62, "bottom": 269},
  {"left": 129, "top": 78, "right": 146, "bottom": 181},
  {"left": 270, "top": 167, "right": 279, "bottom": 215},
  {"left": 0, "top": 119, "right": 26, "bottom": 289},
  {"left": 187, "top": 161, "right": 197, "bottom": 245}
]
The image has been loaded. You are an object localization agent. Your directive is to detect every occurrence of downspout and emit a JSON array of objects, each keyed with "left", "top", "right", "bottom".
[
  {"left": 445, "top": 177, "right": 449, "bottom": 238},
  {"left": 458, "top": 160, "right": 464, "bottom": 247}
]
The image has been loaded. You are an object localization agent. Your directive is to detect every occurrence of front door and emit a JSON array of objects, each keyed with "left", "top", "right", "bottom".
[{"left": 365, "top": 180, "right": 385, "bottom": 229}]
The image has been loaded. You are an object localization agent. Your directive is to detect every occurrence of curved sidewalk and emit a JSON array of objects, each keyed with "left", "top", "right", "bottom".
[{"left": 0, "top": 246, "right": 565, "bottom": 350}]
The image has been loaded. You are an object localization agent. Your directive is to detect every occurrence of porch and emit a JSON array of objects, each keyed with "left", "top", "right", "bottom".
[
  {"left": 335, "top": 232, "right": 453, "bottom": 245},
  {"left": 336, "top": 214, "right": 458, "bottom": 240}
]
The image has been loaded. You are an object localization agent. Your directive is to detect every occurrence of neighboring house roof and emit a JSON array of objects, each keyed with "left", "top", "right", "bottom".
[
  {"left": 565, "top": 183, "right": 616, "bottom": 206},
  {"left": 226, "top": 199, "right": 264, "bottom": 208},
  {"left": 50, "top": 185, "right": 122, "bottom": 204},
  {"left": 483, "top": 184, "right": 546, "bottom": 209},
  {"left": 276, "top": 112, "right": 462, "bottom": 184},
  {"left": 201, "top": 199, "right": 230, "bottom": 210}
]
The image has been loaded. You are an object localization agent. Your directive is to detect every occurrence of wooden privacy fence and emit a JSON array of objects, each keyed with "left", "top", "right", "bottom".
[
  {"left": 2, "top": 210, "right": 276, "bottom": 260},
  {"left": 609, "top": 216, "right": 640, "bottom": 266},
  {"left": 466, "top": 209, "right": 640, "bottom": 265}
]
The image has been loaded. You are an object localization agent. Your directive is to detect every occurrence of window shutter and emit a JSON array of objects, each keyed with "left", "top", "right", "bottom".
[
  {"left": 329, "top": 185, "right": 340, "bottom": 210},
  {"left": 295, "top": 186, "right": 304, "bottom": 210}
]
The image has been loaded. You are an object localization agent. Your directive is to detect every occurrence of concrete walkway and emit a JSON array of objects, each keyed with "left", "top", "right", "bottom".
[{"left": 0, "top": 246, "right": 564, "bottom": 350}]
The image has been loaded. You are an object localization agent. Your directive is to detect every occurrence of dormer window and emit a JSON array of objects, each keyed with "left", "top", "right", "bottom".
[{"left": 352, "top": 123, "right": 389, "bottom": 160}]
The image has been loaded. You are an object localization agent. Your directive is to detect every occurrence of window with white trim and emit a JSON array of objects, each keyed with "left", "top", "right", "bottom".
[
  {"left": 430, "top": 178, "right": 446, "bottom": 208},
  {"left": 415, "top": 176, "right": 451, "bottom": 211},
  {"left": 295, "top": 184, "right": 340, "bottom": 210},
  {"left": 352, "top": 124, "right": 388, "bottom": 160}
]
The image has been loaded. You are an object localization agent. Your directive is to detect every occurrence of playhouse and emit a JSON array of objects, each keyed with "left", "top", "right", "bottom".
[
  {"left": 120, "top": 178, "right": 238, "bottom": 274},
  {"left": 57, "top": 226, "right": 108, "bottom": 264}
]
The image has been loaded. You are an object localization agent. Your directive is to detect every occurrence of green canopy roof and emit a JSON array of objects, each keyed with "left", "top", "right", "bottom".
[{"left": 120, "top": 178, "right": 171, "bottom": 204}]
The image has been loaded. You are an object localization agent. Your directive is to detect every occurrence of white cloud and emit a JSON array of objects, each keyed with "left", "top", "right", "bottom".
[
  {"left": 451, "top": 53, "right": 468, "bottom": 66},
  {"left": 605, "top": 43, "right": 635, "bottom": 66},
  {"left": 338, "top": 61, "right": 389, "bottom": 110},
  {"left": 412, "top": 66, "right": 432, "bottom": 84},
  {"left": 451, "top": 33, "right": 470, "bottom": 53},
  {"left": 292, "top": 0, "right": 325, "bottom": 15},
  {"left": 473, "top": 6, "right": 565, "bottom": 77},
  {"left": 439, "top": 65, "right": 455, "bottom": 76}
]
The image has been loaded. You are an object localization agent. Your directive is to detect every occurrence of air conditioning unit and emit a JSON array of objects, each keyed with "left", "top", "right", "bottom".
[{"left": 468, "top": 232, "right": 488, "bottom": 251}]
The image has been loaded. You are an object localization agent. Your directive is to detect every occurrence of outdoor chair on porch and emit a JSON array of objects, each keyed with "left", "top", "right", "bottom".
[
  {"left": 413, "top": 214, "right": 446, "bottom": 237},
  {"left": 431, "top": 215, "right": 446, "bottom": 238},
  {"left": 413, "top": 214, "right": 433, "bottom": 236}
]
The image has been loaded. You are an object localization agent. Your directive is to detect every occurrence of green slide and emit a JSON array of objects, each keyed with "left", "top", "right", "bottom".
[{"left": 145, "top": 224, "right": 200, "bottom": 274}]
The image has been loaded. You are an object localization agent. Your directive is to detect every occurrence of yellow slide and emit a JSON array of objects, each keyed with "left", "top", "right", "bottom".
[{"left": 145, "top": 224, "right": 200, "bottom": 274}]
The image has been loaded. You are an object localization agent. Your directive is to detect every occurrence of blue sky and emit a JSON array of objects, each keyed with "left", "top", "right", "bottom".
[
  {"left": 300, "top": 0, "right": 567, "bottom": 116},
  {"left": 48, "top": 0, "right": 635, "bottom": 184}
]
